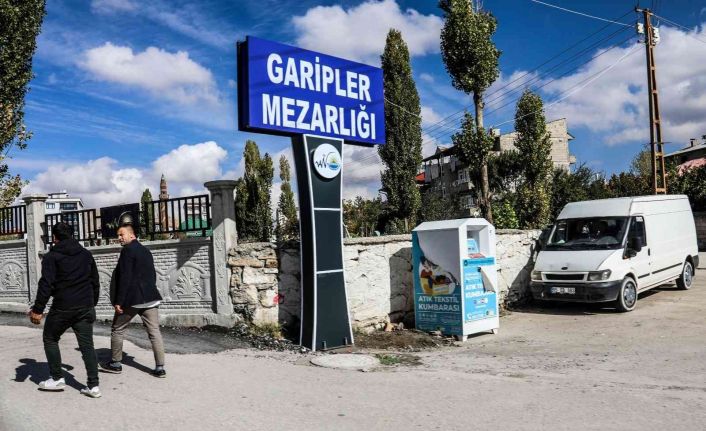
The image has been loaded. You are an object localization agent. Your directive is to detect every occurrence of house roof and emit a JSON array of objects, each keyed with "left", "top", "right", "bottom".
[{"left": 666, "top": 142, "right": 706, "bottom": 158}]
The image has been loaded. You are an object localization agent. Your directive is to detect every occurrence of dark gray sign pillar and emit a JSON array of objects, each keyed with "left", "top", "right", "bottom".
[{"left": 291, "top": 134, "right": 353, "bottom": 351}]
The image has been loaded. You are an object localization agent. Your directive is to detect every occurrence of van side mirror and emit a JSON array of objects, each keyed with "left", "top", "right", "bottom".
[{"left": 628, "top": 237, "right": 643, "bottom": 253}]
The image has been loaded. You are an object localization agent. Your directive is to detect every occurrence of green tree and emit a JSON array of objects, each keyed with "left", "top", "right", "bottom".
[
  {"left": 276, "top": 155, "right": 298, "bottom": 241},
  {"left": 550, "top": 165, "right": 610, "bottom": 220},
  {"left": 607, "top": 172, "right": 650, "bottom": 197},
  {"left": 343, "top": 196, "right": 384, "bottom": 237},
  {"left": 140, "top": 188, "right": 153, "bottom": 237},
  {"left": 488, "top": 149, "right": 522, "bottom": 193},
  {"left": 452, "top": 112, "right": 495, "bottom": 215},
  {"left": 492, "top": 197, "right": 518, "bottom": 229},
  {"left": 418, "top": 189, "right": 459, "bottom": 223},
  {"left": 0, "top": 0, "right": 46, "bottom": 204},
  {"left": 439, "top": 0, "right": 501, "bottom": 222},
  {"left": 669, "top": 165, "right": 706, "bottom": 211},
  {"left": 513, "top": 89, "right": 553, "bottom": 228},
  {"left": 235, "top": 140, "right": 274, "bottom": 242},
  {"left": 378, "top": 29, "right": 423, "bottom": 232}
]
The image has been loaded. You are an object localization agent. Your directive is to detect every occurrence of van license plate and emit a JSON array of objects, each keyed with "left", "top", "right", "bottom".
[{"left": 551, "top": 287, "right": 575, "bottom": 294}]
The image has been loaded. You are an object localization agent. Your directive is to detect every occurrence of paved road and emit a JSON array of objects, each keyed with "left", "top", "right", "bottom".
[{"left": 2, "top": 257, "right": 705, "bottom": 430}]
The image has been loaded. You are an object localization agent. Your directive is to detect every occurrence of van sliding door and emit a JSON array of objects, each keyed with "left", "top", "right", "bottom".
[{"left": 626, "top": 216, "right": 652, "bottom": 289}]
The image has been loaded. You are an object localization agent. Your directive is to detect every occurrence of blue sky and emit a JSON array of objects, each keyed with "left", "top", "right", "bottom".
[{"left": 12, "top": 0, "right": 706, "bottom": 207}]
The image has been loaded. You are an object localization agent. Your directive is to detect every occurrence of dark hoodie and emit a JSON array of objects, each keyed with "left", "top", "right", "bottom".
[{"left": 32, "top": 239, "right": 100, "bottom": 314}]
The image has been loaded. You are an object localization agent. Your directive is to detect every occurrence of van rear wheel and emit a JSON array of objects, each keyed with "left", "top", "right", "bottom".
[
  {"left": 676, "top": 260, "right": 694, "bottom": 290},
  {"left": 616, "top": 277, "right": 637, "bottom": 312}
]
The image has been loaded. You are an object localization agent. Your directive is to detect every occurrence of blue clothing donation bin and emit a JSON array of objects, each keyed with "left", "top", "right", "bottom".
[{"left": 412, "top": 218, "right": 499, "bottom": 341}]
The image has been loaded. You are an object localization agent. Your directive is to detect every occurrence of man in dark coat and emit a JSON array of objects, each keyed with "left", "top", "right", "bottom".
[
  {"left": 99, "top": 224, "right": 166, "bottom": 377},
  {"left": 29, "top": 222, "right": 102, "bottom": 398}
]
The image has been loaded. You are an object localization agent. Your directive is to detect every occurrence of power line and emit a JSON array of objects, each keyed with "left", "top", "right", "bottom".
[
  {"left": 652, "top": 13, "right": 706, "bottom": 45},
  {"left": 424, "top": 25, "right": 633, "bottom": 141},
  {"left": 490, "top": 46, "right": 642, "bottom": 129},
  {"left": 530, "top": 0, "right": 632, "bottom": 27},
  {"left": 422, "top": 8, "right": 635, "bottom": 137},
  {"left": 424, "top": 32, "right": 637, "bottom": 145}
]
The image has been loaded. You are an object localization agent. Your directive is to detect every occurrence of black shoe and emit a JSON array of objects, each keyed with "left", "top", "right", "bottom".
[
  {"left": 99, "top": 362, "right": 122, "bottom": 374},
  {"left": 151, "top": 368, "right": 166, "bottom": 378}
]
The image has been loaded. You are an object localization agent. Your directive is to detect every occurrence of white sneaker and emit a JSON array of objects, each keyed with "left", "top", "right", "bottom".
[
  {"left": 80, "top": 386, "right": 102, "bottom": 398},
  {"left": 38, "top": 378, "right": 66, "bottom": 391}
]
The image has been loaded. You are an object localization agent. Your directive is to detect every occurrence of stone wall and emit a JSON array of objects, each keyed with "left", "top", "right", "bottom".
[
  {"left": 694, "top": 212, "right": 706, "bottom": 250},
  {"left": 0, "top": 240, "right": 29, "bottom": 304},
  {"left": 229, "top": 230, "right": 540, "bottom": 330}
]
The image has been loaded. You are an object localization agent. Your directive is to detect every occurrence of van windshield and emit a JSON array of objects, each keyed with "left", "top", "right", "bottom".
[{"left": 546, "top": 217, "right": 629, "bottom": 251}]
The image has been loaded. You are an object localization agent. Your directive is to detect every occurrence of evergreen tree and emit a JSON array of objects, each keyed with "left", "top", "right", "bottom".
[
  {"left": 235, "top": 140, "right": 274, "bottom": 242},
  {"left": 276, "top": 155, "right": 298, "bottom": 241},
  {"left": 439, "top": 0, "right": 501, "bottom": 222},
  {"left": 0, "top": 0, "right": 46, "bottom": 205},
  {"left": 378, "top": 29, "right": 423, "bottom": 232},
  {"left": 513, "top": 89, "right": 553, "bottom": 228},
  {"left": 140, "top": 188, "right": 153, "bottom": 237},
  {"left": 452, "top": 111, "right": 494, "bottom": 214}
]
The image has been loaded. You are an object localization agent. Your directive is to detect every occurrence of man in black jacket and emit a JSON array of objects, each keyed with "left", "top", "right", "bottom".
[
  {"left": 99, "top": 224, "right": 166, "bottom": 377},
  {"left": 29, "top": 222, "right": 102, "bottom": 398}
]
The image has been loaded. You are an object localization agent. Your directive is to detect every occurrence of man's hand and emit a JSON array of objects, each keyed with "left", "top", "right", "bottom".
[
  {"left": 114, "top": 305, "right": 123, "bottom": 315},
  {"left": 28, "top": 310, "right": 43, "bottom": 325}
]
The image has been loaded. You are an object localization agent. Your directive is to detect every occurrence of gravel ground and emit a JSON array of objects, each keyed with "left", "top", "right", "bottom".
[{"left": 1, "top": 255, "right": 704, "bottom": 430}]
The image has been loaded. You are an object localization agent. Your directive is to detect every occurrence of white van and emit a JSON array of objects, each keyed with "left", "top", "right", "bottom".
[{"left": 531, "top": 195, "right": 699, "bottom": 311}]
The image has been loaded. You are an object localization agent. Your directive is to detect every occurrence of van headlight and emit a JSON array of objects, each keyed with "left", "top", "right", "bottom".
[
  {"left": 588, "top": 270, "right": 611, "bottom": 281},
  {"left": 531, "top": 270, "right": 542, "bottom": 281}
]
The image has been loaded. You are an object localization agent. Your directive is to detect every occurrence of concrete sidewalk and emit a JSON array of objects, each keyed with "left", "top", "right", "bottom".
[{"left": 2, "top": 260, "right": 706, "bottom": 430}]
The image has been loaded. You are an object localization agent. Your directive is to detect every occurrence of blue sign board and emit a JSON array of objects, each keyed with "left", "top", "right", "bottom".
[
  {"left": 412, "top": 232, "right": 463, "bottom": 335},
  {"left": 237, "top": 36, "right": 385, "bottom": 146},
  {"left": 462, "top": 257, "right": 497, "bottom": 322}
]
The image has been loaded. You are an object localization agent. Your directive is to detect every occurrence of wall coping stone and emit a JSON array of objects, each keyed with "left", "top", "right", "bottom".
[
  {"left": 230, "top": 230, "right": 541, "bottom": 251},
  {"left": 39, "top": 237, "right": 211, "bottom": 256},
  {"left": 0, "top": 239, "right": 27, "bottom": 249}
]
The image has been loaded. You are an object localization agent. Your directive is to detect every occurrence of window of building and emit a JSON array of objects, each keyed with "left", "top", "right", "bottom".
[
  {"left": 461, "top": 195, "right": 475, "bottom": 209},
  {"left": 46, "top": 203, "right": 55, "bottom": 209},
  {"left": 458, "top": 169, "right": 468, "bottom": 182},
  {"left": 60, "top": 203, "right": 78, "bottom": 211}
]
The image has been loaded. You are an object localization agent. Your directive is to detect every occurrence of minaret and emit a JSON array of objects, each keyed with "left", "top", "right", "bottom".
[{"left": 159, "top": 174, "right": 169, "bottom": 231}]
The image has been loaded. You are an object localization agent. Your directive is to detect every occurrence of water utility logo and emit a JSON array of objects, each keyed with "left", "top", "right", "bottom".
[{"left": 312, "top": 143, "right": 342, "bottom": 179}]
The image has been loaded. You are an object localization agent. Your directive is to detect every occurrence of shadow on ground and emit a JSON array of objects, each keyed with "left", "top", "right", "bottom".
[
  {"left": 511, "top": 283, "right": 679, "bottom": 316},
  {"left": 13, "top": 358, "right": 84, "bottom": 391}
]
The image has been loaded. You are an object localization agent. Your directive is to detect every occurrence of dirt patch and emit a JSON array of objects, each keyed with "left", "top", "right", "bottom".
[
  {"left": 354, "top": 329, "right": 455, "bottom": 351},
  {"left": 375, "top": 353, "right": 423, "bottom": 367}
]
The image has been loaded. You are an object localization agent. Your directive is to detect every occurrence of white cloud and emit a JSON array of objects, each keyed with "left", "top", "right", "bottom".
[
  {"left": 420, "top": 105, "right": 443, "bottom": 127},
  {"left": 91, "top": 0, "right": 136, "bottom": 14},
  {"left": 79, "top": 43, "right": 219, "bottom": 106},
  {"left": 90, "top": 1, "right": 234, "bottom": 49},
  {"left": 341, "top": 145, "right": 383, "bottom": 199},
  {"left": 292, "top": 0, "right": 443, "bottom": 64},
  {"left": 152, "top": 141, "right": 228, "bottom": 184},
  {"left": 543, "top": 24, "right": 706, "bottom": 146},
  {"left": 22, "top": 142, "right": 231, "bottom": 208}
]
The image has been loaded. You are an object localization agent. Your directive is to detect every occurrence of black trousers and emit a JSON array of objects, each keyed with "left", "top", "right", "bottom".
[{"left": 42, "top": 307, "right": 99, "bottom": 388}]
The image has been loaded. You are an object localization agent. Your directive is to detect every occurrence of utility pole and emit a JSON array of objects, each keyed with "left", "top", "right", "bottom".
[{"left": 636, "top": 7, "right": 667, "bottom": 194}]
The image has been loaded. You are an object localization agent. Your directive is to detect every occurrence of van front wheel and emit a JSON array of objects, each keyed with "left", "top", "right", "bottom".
[
  {"left": 616, "top": 277, "right": 638, "bottom": 312},
  {"left": 676, "top": 260, "right": 694, "bottom": 290}
]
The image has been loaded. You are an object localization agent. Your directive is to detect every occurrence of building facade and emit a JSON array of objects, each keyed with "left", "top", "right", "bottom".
[{"left": 420, "top": 118, "right": 576, "bottom": 215}]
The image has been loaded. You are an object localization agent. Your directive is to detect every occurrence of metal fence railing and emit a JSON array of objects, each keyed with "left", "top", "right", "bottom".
[
  {"left": 45, "top": 208, "right": 100, "bottom": 246},
  {"left": 0, "top": 205, "right": 27, "bottom": 236},
  {"left": 143, "top": 194, "right": 211, "bottom": 239},
  {"left": 42, "top": 194, "right": 212, "bottom": 246}
]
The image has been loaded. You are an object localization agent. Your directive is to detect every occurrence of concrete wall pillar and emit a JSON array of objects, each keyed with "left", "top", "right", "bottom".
[
  {"left": 22, "top": 194, "right": 47, "bottom": 304},
  {"left": 205, "top": 180, "right": 237, "bottom": 315}
]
